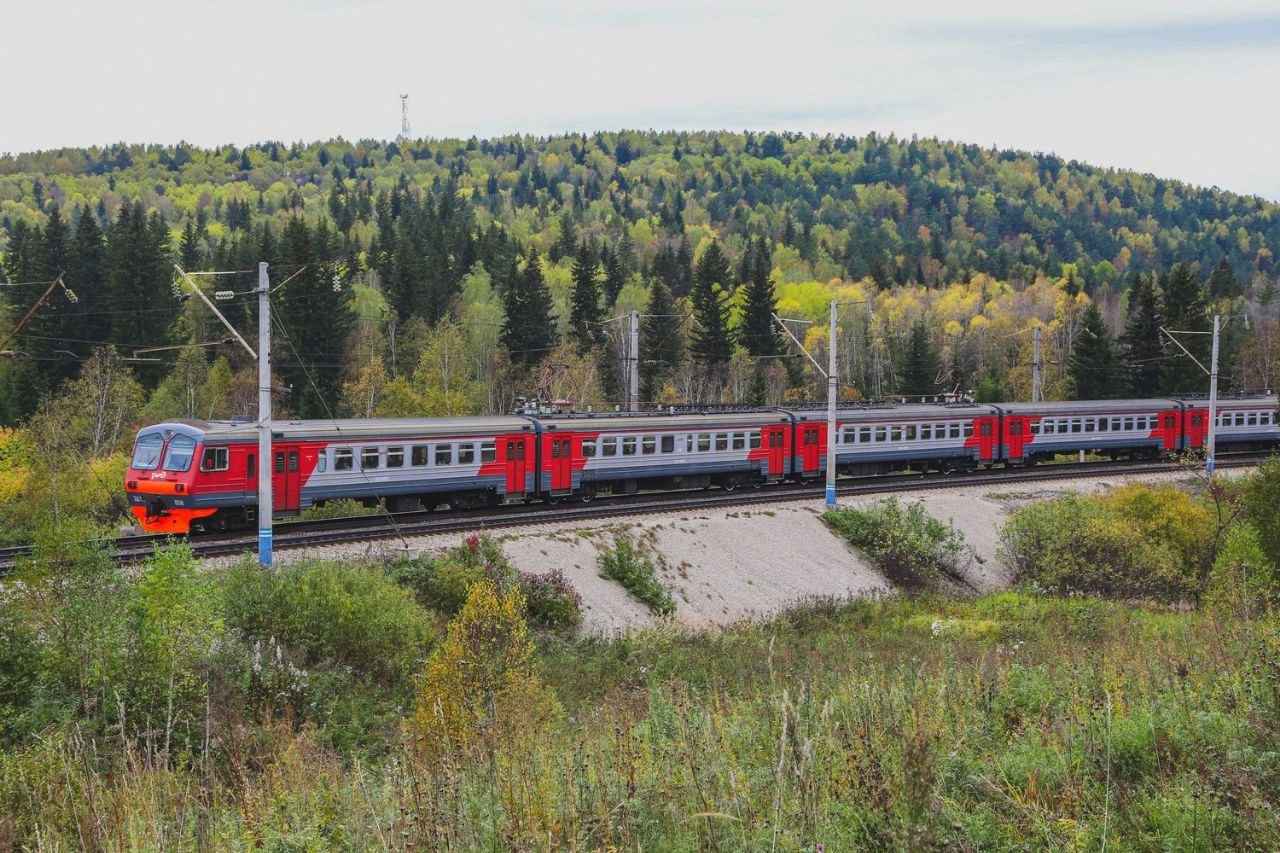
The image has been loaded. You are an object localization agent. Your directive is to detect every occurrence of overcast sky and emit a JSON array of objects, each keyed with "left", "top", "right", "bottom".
[{"left": 8, "top": 0, "right": 1280, "bottom": 199}]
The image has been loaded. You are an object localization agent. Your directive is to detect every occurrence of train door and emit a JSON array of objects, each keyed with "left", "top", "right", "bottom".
[
  {"left": 502, "top": 435, "right": 527, "bottom": 497},
  {"left": 966, "top": 417, "right": 998, "bottom": 464},
  {"left": 764, "top": 425, "right": 787, "bottom": 480},
  {"left": 272, "top": 447, "right": 301, "bottom": 512},
  {"left": 799, "top": 423, "right": 823, "bottom": 475},
  {"left": 547, "top": 435, "right": 573, "bottom": 493},
  {"left": 1004, "top": 416, "right": 1032, "bottom": 462},
  {"left": 1183, "top": 407, "right": 1208, "bottom": 451}
]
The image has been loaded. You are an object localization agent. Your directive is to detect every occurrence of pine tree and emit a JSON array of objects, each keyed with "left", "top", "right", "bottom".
[
  {"left": 900, "top": 320, "right": 940, "bottom": 397},
  {"left": 1069, "top": 302, "right": 1124, "bottom": 399},
  {"left": 1161, "top": 262, "right": 1211, "bottom": 394},
  {"left": 104, "top": 202, "right": 173, "bottom": 386},
  {"left": 1207, "top": 256, "right": 1239, "bottom": 299},
  {"left": 640, "top": 275, "right": 684, "bottom": 402},
  {"left": 740, "top": 238, "right": 781, "bottom": 358},
  {"left": 746, "top": 365, "right": 767, "bottom": 406},
  {"left": 1121, "top": 271, "right": 1164, "bottom": 396},
  {"left": 690, "top": 241, "right": 734, "bottom": 365},
  {"left": 602, "top": 247, "right": 626, "bottom": 305},
  {"left": 501, "top": 250, "right": 557, "bottom": 367},
  {"left": 567, "top": 240, "right": 603, "bottom": 352},
  {"left": 179, "top": 217, "right": 202, "bottom": 271},
  {"left": 68, "top": 206, "right": 108, "bottom": 353},
  {"left": 277, "top": 217, "right": 355, "bottom": 418}
]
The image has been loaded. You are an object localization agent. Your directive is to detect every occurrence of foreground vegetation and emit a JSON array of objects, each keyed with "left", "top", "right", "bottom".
[{"left": 3, "top": 466, "right": 1280, "bottom": 848}]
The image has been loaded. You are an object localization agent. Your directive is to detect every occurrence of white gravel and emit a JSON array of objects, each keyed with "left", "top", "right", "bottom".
[{"left": 202, "top": 467, "right": 1232, "bottom": 634}]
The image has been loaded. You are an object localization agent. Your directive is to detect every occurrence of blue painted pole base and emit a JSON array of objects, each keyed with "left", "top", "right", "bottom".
[
  {"left": 825, "top": 484, "right": 837, "bottom": 508},
  {"left": 258, "top": 528, "right": 273, "bottom": 566},
  {"left": 1206, "top": 457, "right": 1215, "bottom": 475}
]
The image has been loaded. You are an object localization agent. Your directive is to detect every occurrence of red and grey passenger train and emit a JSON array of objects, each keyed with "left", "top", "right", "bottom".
[{"left": 125, "top": 395, "right": 1280, "bottom": 535}]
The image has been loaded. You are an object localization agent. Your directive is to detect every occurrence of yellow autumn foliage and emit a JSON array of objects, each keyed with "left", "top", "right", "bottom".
[{"left": 411, "top": 579, "right": 558, "bottom": 760}]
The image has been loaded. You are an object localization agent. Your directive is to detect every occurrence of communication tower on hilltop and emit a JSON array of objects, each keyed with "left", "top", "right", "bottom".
[{"left": 399, "top": 95, "right": 411, "bottom": 143}]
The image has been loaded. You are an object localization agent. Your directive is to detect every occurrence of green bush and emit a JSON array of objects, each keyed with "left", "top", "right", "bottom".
[
  {"left": 1000, "top": 489, "right": 1209, "bottom": 602},
  {"left": 390, "top": 535, "right": 509, "bottom": 615},
  {"left": 297, "top": 498, "right": 377, "bottom": 521},
  {"left": 223, "top": 558, "right": 435, "bottom": 683},
  {"left": 1242, "top": 457, "right": 1280, "bottom": 567},
  {"left": 823, "top": 498, "right": 969, "bottom": 588},
  {"left": 1206, "top": 523, "right": 1279, "bottom": 615},
  {"left": 598, "top": 537, "right": 675, "bottom": 616}
]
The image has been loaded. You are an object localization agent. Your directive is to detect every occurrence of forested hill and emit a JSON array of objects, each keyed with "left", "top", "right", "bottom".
[
  {"left": 2, "top": 130, "right": 1277, "bottom": 292},
  {"left": 0, "top": 130, "right": 1278, "bottom": 427}
]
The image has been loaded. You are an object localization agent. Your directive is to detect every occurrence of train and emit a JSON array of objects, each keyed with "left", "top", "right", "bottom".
[{"left": 124, "top": 394, "right": 1280, "bottom": 534}]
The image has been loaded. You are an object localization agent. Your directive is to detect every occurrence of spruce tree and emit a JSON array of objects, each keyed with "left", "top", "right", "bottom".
[
  {"left": 104, "top": 202, "right": 173, "bottom": 386},
  {"left": 690, "top": 241, "right": 734, "bottom": 365},
  {"left": 640, "top": 275, "right": 684, "bottom": 402},
  {"left": 746, "top": 365, "right": 767, "bottom": 406},
  {"left": 1207, "top": 256, "right": 1239, "bottom": 299},
  {"left": 179, "top": 216, "right": 202, "bottom": 271},
  {"left": 1161, "top": 262, "right": 1211, "bottom": 393},
  {"left": 567, "top": 240, "right": 603, "bottom": 352},
  {"left": 900, "top": 320, "right": 941, "bottom": 397},
  {"left": 602, "top": 247, "right": 626, "bottom": 305},
  {"left": 68, "top": 206, "right": 108, "bottom": 353},
  {"left": 501, "top": 250, "right": 558, "bottom": 368},
  {"left": 1121, "top": 271, "right": 1164, "bottom": 396},
  {"left": 740, "top": 238, "right": 781, "bottom": 357},
  {"left": 1069, "top": 302, "right": 1124, "bottom": 399}
]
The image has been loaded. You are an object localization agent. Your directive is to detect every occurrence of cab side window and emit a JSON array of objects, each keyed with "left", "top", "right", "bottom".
[{"left": 200, "top": 446, "right": 229, "bottom": 472}]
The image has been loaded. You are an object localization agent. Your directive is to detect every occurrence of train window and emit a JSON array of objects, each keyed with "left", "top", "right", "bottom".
[
  {"left": 1009, "top": 421, "right": 1022, "bottom": 437},
  {"left": 963, "top": 423, "right": 974, "bottom": 438},
  {"left": 622, "top": 437, "right": 637, "bottom": 456},
  {"left": 288, "top": 452, "right": 298, "bottom": 473},
  {"left": 550, "top": 440, "right": 560, "bottom": 459},
  {"left": 602, "top": 438, "right": 617, "bottom": 457},
  {"left": 714, "top": 434, "right": 728, "bottom": 451},
  {"left": 698, "top": 434, "right": 711, "bottom": 452},
  {"left": 859, "top": 427, "right": 871, "bottom": 443},
  {"left": 1029, "top": 421, "right": 1040, "bottom": 435},
  {"left": 980, "top": 422, "right": 993, "bottom": 438},
  {"left": 435, "top": 445, "right": 453, "bottom": 466},
  {"left": 662, "top": 435, "right": 675, "bottom": 453},
  {"left": 749, "top": 432, "right": 761, "bottom": 450},
  {"left": 131, "top": 434, "right": 163, "bottom": 470},
  {"left": 459, "top": 445, "right": 475, "bottom": 464},
  {"left": 481, "top": 441, "right": 496, "bottom": 463},
  {"left": 1098, "top": 419, "right": 1108, "bottom": 432},
  {"left": 200, "top": 446, "right": 229, "bottom": 472},
  {"left": 387, "top": 447, "right": 404, "bottom": 468},
  {"left": 905, "top": 425, "right": 916, "bottom": 440},
  {"left": 890, "top": 426, "right": 903, "bottom": 442},
  {"left": 732, "top": 433, "right": 745, "bottom": 450},
  {"left": 247, "top": 453, "right": 256, "bottom": 476},
  {"left": 361, "top": 447, "right": 380, "bottom": 469},
  {"left": 1123, "top": 417, "right": 1133, "bottom": 431},
  {"left": 773, "top": 431, "right": 785, "bottom": 448},
  {"left": 1237, "top": 413, "right": 1246, "bottom": 426},
  {"left": 1248, "top": 412, "right": 1258, "bottom": 426},
  {"left": 874, "top": 427, "right": 887, "bottom": 442},
  {"left": 412, "top": 446, "right": 430, "bottom": 466},
  {"left": 643, "top": 436, "right": 656, "bottom": 454},
  {"left": 582, "top": 440, "right": 597, "bottom": 458},
  {"left": 516, "top": 442, "right": 525, "bottom": 460},
  {"left": 1084, "top": 420, "right": 1095, "bottom": 433},
  {"left": 919, "top": 425, "right": 931, "bottom": 440},
  {"left": 164, "top": 435, "right": 197, "bottom": 472},
  {"left": 316, "top": 452, "right": 327, "bottom": 473}
]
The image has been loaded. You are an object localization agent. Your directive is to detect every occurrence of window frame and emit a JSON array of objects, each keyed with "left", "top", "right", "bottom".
[
  {"left": 163, "top": 434, "right": 197, "bottom": 472},
  {"left": 200, "top": 445, "right": 229, "bottom": 472}
]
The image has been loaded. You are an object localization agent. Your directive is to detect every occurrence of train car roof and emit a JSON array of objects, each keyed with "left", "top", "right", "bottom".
[
  {"left": 533, "top": 410, "right": 791, "bottom": 431},
  {"left": 996, "top": 399, "right": 1178, "bottom": 415},
  {"left": 1176, "top": 394, "right": 1279, "bottom": 408},
  {"left": 140, "top": 417, "right": 536, "bottom": 443},
  {"left": 782, "top": 403, "right": 998, "bottom": 422}
]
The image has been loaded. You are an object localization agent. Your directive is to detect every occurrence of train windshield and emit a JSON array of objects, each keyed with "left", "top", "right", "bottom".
[
  {"left": 131, "top": 434, "right": 164, "bottom": 470},
  {"left": 163, "top": 435, "right": 197, "bottom": 472}
]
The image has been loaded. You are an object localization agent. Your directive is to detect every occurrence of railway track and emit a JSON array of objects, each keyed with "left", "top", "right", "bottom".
[{"left": 0, "top": 453, "right": 1268, "bottom": 573}]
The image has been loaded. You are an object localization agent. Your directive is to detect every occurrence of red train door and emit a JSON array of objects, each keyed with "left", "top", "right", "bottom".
[
  {"left": 503, "top": 436, "right": 527, "bottom": 496},
  {"left": 965, "top": 417, "right": 998, "bottom": 464},
  {"left": 799, "top": 423, "right": 823, "bottom": 474},
  {"left": 766, "top": 425, "right": 787, "bottom": 479},
  {"left": 272, "top": 447, "right": 300, "bottom": 511},
  {"left": 1183, "top": 408, "right": 1208, "bottom": 451},
  {"left": 547, "top": 435, "right": 573, "bottom": 493}
]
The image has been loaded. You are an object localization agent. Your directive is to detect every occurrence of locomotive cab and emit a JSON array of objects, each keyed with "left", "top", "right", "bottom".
[{"left": 124, "top": 422, "right": 217, "bottom": 534}]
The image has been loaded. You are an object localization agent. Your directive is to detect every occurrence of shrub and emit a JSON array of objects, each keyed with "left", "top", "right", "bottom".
[
  {"left": 412, "top": 579, "right": 556, "bottom": 757},
  {"left": 1000, "top": 490, "right": 1206, "bottom": 603},
  {"left": 298, "top": 498, "right": 377, "bottom": 521},
  {"left": 1241, "top": 457, "right": 1280, "bottom": 567},
  {"left": 1205, "top": 523, "right": 1279, "bottom": 616},
  {"left": 598, "top": 537, "right": 675, "bottom": 616},
  {"left": 391, "top": 535, "right": 511, "bottom": 616},
  {"left": 519, "top": 568, "right": 583, "bottom": 630},
  {"left": 223, "top": 558, "right": 435, "bottom": 683},
  {"left": 823, "top": 498, "right": 970, "bottom": 589}
]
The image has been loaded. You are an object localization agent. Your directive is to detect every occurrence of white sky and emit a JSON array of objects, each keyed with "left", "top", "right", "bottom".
[{"left": 7, "top": 0, "right": 1280, "bottom": 199}]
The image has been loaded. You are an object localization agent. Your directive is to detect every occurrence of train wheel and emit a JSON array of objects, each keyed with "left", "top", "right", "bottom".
[
  {"left": 722, "top": 477, "right": 737, "bottom": 491},
  {"left": 579, "top": 486, "right": 596, "bottom": 503}
]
